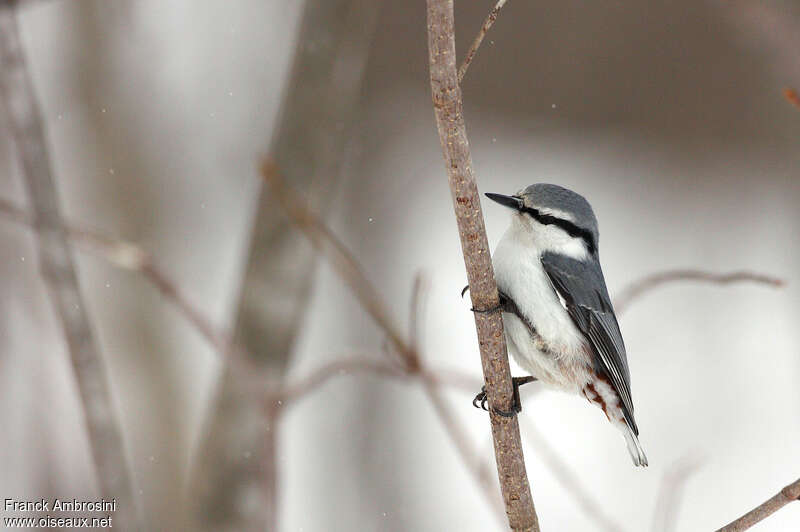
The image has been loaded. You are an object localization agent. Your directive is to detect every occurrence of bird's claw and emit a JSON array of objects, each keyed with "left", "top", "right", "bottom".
[
  {"left": 472, "top": 386, "right": 489, "bottom": 411},
  {"left": 472, "top": 385, "right": 520, "bottom": 417},
  {"left": 472, "top": 376, "right": 536, "bottom": 417}
]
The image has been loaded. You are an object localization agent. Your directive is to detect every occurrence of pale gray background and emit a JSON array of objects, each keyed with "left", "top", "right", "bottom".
[{"left": 1, "top": 1, "right": 798, "bottom": 530}]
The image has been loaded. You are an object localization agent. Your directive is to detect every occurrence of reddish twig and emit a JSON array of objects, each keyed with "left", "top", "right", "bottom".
[
  {"left": 613, "top": 269, "right": 784, "bottom": 315},
  {"left": 427, "top": 1, "right": 538, "bottom": 530},
  {"left": 458, "top": 0, "right": 509, "bottom": 83},
  {"left": 715, "top": 477, "right": 800, "bottom": 532}
]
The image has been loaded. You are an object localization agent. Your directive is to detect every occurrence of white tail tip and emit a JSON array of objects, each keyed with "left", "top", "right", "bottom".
[{"left": 623, "top": 426, "right": 648, "bottom": 467}]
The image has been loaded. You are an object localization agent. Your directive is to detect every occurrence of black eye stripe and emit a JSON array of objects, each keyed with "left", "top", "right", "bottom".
[{"left": 520, "top": 206, "right": 596, "bottom": 254}]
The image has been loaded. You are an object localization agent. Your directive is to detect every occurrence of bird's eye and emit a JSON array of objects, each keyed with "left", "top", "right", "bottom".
[{"left": 521, "top": 207, "right": 595, "bottom": 253}]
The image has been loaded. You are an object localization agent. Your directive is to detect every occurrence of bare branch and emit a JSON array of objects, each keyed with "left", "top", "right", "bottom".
[
  {"left": 0, "top": 8, "right": 138, "bottom": 529},
  {"left": 715, "top": 478, "right": 800, "bottom": 532},
  {"left": 0, "top": 197, "right": 231, "bottom": 357},
  {"left": 421, "top": 379, "right": 506, "bottom": 525},
  {"left": 458, "top": 0, "right": 509, "bottom": 83},
  {"left": 409, "top": 272, "right": 426, "bottom": 352},
  {"left": 261, "top": 162, "right": 503, "bottom": 520},
  {"left": 191, "top": 2, "right": 385, "bottom": 528},
  {"left": 426, "top": 1, "right": 538, "bottom": 530},
  {"left": 262, "top": 161, "right": 415, "bottom": 370},
  {"left": 277, "top": 356, "right": 407, "bottom": 406},
  {"left": 613, "top": 269, "right": 784, "bottom": 315}
]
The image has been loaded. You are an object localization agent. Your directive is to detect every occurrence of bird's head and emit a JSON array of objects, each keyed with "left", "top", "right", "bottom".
[{"left": 485, "top": 183, "right": 599, "bottom": 256}]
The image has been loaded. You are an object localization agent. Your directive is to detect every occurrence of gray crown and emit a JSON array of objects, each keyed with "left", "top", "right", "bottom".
[{"left": 517, "top": 183, "right": 599, "bottom": 246}]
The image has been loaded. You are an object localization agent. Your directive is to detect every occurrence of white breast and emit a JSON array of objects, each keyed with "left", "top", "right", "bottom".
[{"left": 492, "top": 222, "right": 593, "bottom": 391}]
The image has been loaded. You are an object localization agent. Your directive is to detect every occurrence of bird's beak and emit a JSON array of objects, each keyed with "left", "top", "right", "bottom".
[{"left": 485, "top": 193, "right": 523, "bottom": 211}]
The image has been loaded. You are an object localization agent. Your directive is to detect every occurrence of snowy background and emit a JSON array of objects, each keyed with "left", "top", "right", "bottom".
[{"left": 1, "top": 1, "right": 799, "bottom": 530}]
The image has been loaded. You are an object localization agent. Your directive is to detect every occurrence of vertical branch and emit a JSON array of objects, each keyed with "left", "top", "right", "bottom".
[
  {"left": 0, "top": 7, "right": 138, "bottom": 530},
  {"left": 425, "top": 1, "right": 538, "bottom": 531},
  {"left": 189, "top": 1, "right": 383, "bottom": 530}
]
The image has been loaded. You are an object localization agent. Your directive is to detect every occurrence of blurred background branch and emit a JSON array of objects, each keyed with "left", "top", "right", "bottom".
[
  {"left": 651, "top": 453, "right": 705, "bottom": 532},
  {"left": 0, "top": 5, "right": 138, "bottom": 529},
  {"left": 0, "top": 1, "right": 798, "bottom": 531},
  {"left": 0, "top": 197, "right": 239, "bottom": 367},
  {"left": 518, "top": 417, "right": 624, "bottom": 532},
  {"left": 613, "top": 270, "right": 784, "bottom": 315},
  {"left": 262, "top": 161, "right": 507, "bottom": 525},
  {"left": 188, "top": 2, "right": 383, "bottom": 531}
]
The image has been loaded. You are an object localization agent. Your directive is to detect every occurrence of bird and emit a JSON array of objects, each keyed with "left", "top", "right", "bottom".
[{"left": 474, "top": 183, "right": 647, "bottom": 467}]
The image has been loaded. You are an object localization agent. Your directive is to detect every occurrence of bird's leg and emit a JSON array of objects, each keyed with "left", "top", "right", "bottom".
[
  {"left": 468, "top": 289, "right": 511, "bottom": 314},
  {"left": 472, "top": 376, "right": 537, "bottom": 417}
]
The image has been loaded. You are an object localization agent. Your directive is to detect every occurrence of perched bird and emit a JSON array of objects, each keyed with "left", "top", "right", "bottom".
[{"left": 476, "top": 183, "right": 647, "bottom": 467}]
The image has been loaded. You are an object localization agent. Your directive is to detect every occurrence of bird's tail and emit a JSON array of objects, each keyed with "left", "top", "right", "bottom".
[{"left": 621, "top": 423, "right": 648, "bottom": 467}]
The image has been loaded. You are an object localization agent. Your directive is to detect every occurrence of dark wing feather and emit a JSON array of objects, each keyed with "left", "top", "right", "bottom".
[{"left": 541, "top": 252, "right": 639, "bottom": 435}]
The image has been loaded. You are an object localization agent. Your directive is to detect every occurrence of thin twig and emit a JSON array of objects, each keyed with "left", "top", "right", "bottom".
[
  {"left": 276, "top": 355, "right": 482, "bottom": 408},
  {"left": 0, "top": 8, "right": 138, "bottom": 529},
  {"left": 421, "top": 379, "right": 506, "bottom": 524},
  {"left": 260, "top": 162, "right": 503, "bottom": 521},
  {"left": 426, "top": 2, "right": 538, "bottom": 530},
  {"left": 409, "top": 272, "right": 425, "bottom": 352},
  {"left": 651, "top": 453, "right": 705, "bottom": 532},
  {"left": 262, "top": 160, "right": 414, "bottom": 370},
  {"left": 715, "top": 477, "right": 800, "bottom": 532},
  {"left": 458, "top": 0, "right": 509, "bottom": 83},
  {"left": 613, "top": 269, "right": 784, "bottom": 315},
  {"left": 0, "top": 198, "right": 231, "bottom": 356},
  {"left": 277, "top": 357, "right": 407, "bottom": 406}
]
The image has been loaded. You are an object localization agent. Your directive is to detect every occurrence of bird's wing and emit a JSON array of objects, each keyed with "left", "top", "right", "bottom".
[{"left": 541, "top": 252, "right": 639, "bottom": 434}]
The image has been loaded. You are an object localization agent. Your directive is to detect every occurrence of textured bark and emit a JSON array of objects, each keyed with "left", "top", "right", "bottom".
[
  {"left": 189, "top": 1, "right": 383, "bottom": 530},
  {"left": 425, "top": 1, "right": 539, "bottom": 530},
  {"left": 715, "top": 478, "right": 800, "bottom": 532},
  {"left": 0, "top": 7, "right": 138, "bottom": 530}
]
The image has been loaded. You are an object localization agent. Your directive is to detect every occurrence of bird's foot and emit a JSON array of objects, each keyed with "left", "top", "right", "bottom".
[
  {"left": 471, "top": 304, "right": 502, "bottom": 314},
  {"left": 466, "top": 288, "right": 510, "bottom": 314},
  {"left": 472, "top": 385, "right": 490, "bottom": 412},
  {"left": 472, "top": 376, "right": 537, "bottom": 417}
]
